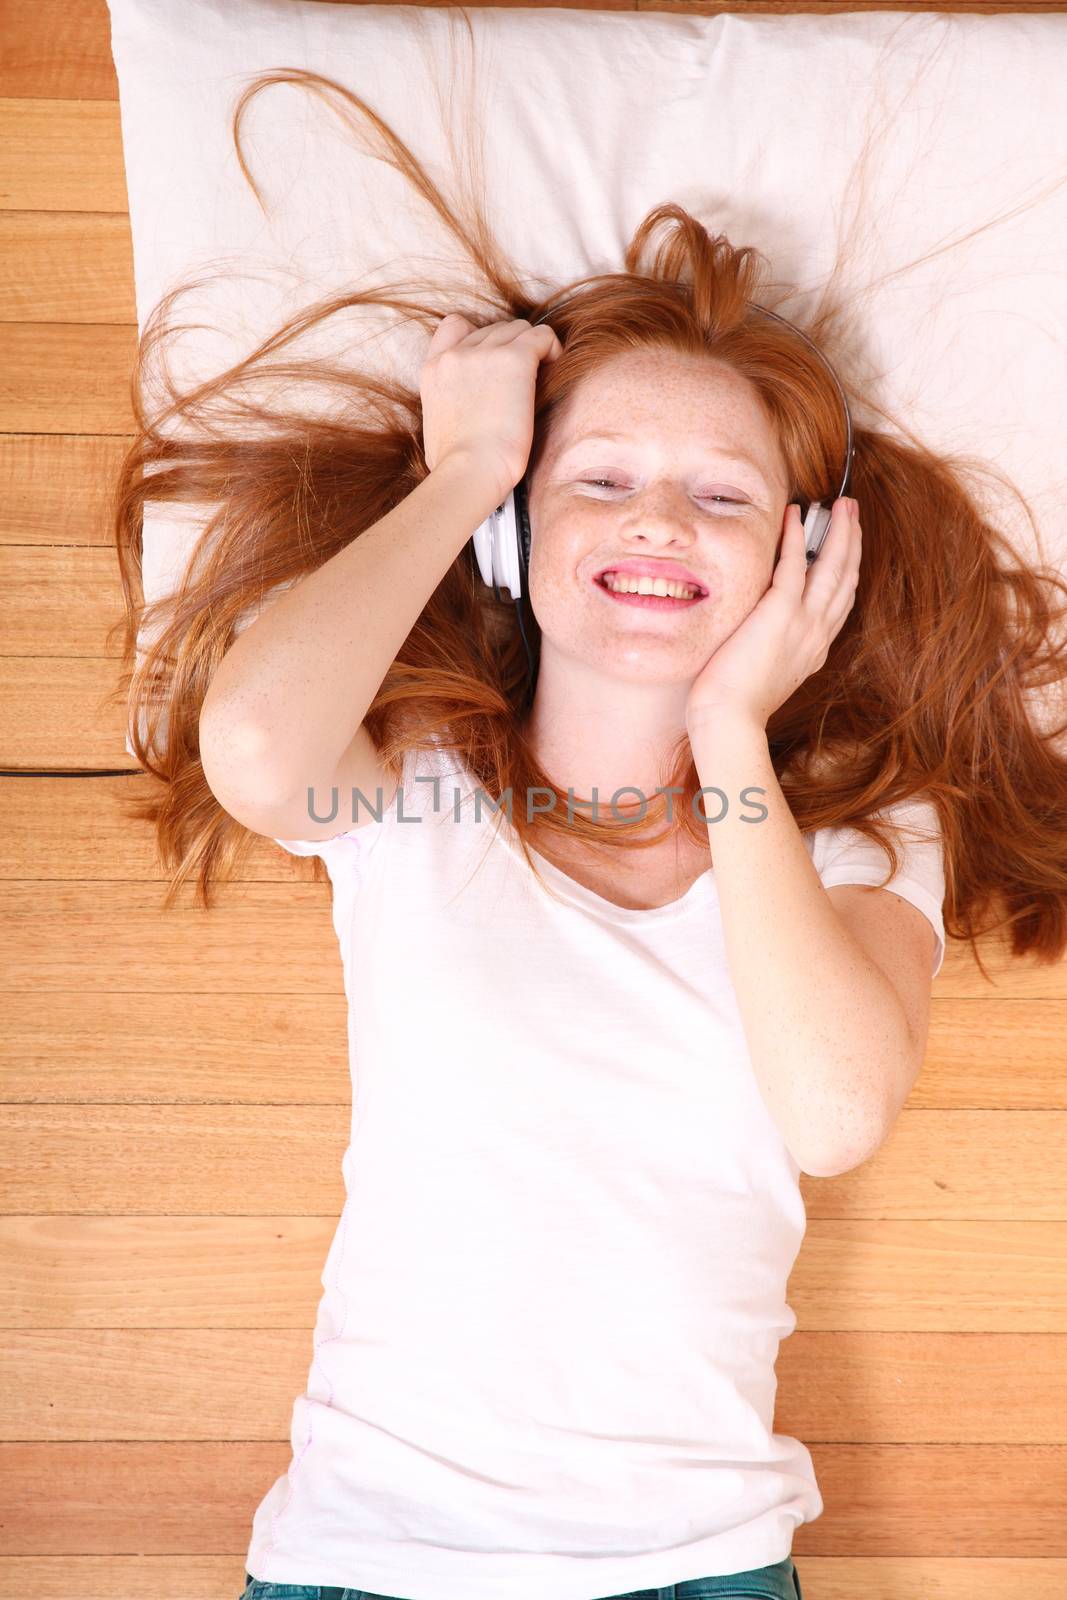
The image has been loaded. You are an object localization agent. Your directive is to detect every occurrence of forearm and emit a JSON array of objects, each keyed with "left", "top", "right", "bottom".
[
  {"left": 199, "top": 453, "right": 500, "bottom": 804},
  {"left": 688, "top": 713, "right": 913, "bottom": 1176}
]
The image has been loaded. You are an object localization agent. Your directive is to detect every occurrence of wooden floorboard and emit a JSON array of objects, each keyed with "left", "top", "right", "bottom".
[{"left": 3, "top": 2, "right": 1066, "bottom": 1596}]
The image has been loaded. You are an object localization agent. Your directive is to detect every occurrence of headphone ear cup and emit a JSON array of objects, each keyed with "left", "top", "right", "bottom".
[
  {"left": 515, "top": 478, "right": 531, "bottom": 578},
  {"left": 803, "top": 500, "right": 831, "bottom": 564},
  {"left": 471, "top": 507, "right": 499, "bottom": 590}
]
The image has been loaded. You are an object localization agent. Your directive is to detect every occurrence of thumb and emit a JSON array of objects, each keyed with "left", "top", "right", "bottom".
[{"left": 428, "top": 312, "right": 471, "bottom": 355}]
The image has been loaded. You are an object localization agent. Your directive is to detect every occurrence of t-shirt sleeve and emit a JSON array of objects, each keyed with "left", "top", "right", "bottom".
[
  {"left": 268, "top": 742, "right": 415, "bottom": 940},
  {"left": 271, "top": 735, "right": 413, "bottom": 863},
  {"left": 274, "top": 830, "right": 360, "bottom": 860},
  {"left": 812, "top": 793, "right": 947, "bottom": 979},
  {"left": 272, "top": 824, "right": 386, "bottom": 956}
]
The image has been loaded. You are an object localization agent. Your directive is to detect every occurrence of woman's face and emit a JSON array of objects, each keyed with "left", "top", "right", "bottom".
[{"left": 525, "top": 348, "right": 792, "bottom": 689}]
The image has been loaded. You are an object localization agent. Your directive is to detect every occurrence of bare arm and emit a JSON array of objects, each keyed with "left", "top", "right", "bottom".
[
  {"left": 198, "top": 452, "right": 500, "bottom": 828},
  {"left": 689, "top": 712, "right": 929, "bottom": 1179}
]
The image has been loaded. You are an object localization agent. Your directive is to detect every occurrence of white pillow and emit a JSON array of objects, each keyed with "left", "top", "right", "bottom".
[{"left": 106, "top": 0, "right": 1067, "bottom": 756}]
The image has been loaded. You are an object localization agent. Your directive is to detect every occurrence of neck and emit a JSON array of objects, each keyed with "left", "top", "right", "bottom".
[{"left": 518, "top": 669, "right": 694, "bottom": 842}]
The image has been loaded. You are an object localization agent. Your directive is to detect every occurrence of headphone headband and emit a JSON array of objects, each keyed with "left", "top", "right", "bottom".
[{"left": 746, "top": 302, "right": 855, "bottom": 506}]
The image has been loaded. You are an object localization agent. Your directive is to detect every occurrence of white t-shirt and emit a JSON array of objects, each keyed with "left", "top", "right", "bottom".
[{"left": 246, "top": 738, "right": 945, "bottom": 1599}]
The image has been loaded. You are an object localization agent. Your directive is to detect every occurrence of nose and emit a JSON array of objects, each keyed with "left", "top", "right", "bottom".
[{"left": 618, "top": 492, "right": 700, "bottom": 548}]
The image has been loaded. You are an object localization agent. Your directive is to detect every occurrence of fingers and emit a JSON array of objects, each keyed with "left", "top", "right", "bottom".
[
  {"left": 433, "top": 314, "right": 562, "bottom": 356},
  {"left": 807, "top": 498, "right": 861, "bottom": 629},
  {"left": 780, "top": 497, "right": 859, "bottom": 610},
  {"left": 427, "top": 312, "right": 473, "bottom": 355},
  {"left": 473, "top": 320, "right": 563, "bottom": 360},
  {"left": 539, "top": 324, "right": 565, "bottom": 359},
  {"left": 462, "top": 318, "right": 532, "bottom": 347},
  {"left": 806, "top": 496, "right": 860, "bottom": 573}
]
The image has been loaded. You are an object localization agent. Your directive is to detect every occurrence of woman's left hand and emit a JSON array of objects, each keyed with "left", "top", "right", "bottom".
[{"left": 685, "top": 497, "right": 862, "bottom": 735}]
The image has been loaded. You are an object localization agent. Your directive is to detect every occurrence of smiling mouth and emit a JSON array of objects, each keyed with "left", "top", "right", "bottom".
[{"left": 594, "top": 572, "right": 709, "bottom": 604}]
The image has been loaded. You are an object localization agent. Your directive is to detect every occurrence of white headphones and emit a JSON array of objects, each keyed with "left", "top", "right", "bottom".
[
  {"left": 471, "top": 300, "right": 856, "bottom": 605},
  {"left": 471, "top": 487, "right": 528, "bottom": 603}
]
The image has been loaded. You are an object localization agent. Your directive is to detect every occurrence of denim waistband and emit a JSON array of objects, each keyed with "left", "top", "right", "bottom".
[{"left": 241, "top": 1553, "right": 803, "bottom": 1600}]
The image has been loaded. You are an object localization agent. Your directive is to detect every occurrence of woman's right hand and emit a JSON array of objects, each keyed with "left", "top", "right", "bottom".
[{"left": 419, "top": 314, "right": 563, "bottom": 507}]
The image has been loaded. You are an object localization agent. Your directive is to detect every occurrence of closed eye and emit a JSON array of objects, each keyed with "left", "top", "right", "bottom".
[{"left": 580, "top": 479, "right": 745, "bottom": 506}]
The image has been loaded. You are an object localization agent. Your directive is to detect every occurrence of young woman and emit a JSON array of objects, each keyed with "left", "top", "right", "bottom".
[{"left": 112, "top": 65, "right": 1067, "bottom": 1600}]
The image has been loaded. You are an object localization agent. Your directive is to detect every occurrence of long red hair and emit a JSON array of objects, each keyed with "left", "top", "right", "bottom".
[{"left": 109, "top": 53, "right": 1067, "bottom": 979}]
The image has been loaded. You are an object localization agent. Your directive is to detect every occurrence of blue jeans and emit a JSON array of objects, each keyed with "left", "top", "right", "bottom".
[{"left": 240, "top": 1553, "right": 804, "bottom": 1600}]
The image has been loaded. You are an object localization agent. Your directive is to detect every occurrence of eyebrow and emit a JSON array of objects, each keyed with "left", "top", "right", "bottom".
[{"left": 560, "top": 429, "right": 770, "bottom": 484}]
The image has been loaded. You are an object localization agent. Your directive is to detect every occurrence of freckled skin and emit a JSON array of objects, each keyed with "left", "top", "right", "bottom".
[{"left": 521, "top": 349, "right": 792, "bottom": 804}]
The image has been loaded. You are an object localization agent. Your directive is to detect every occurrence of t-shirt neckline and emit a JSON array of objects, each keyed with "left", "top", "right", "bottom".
[
  {"left": 420, "top": 735, "right": 718, "bottom": 924},
  {"left": 521, "top": 838, "right": 717, "bottom": 924}
]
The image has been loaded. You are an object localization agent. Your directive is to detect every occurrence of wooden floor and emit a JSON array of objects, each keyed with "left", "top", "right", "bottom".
[{"left": 2, "top": 1, "right": 1066, "bottom": 1597}]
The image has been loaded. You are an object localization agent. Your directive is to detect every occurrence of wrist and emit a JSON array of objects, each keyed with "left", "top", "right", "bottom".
[
  {"left": 429, "top": 450, "right": 512, "bottom": 521},
  {"left": 687, "top": 706, "right": 767, "bottom": 746}
]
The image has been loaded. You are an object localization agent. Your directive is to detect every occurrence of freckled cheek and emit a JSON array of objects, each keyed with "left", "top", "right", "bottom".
[{"left": 527, "top": 538, "right": 591, "bottom": 599}]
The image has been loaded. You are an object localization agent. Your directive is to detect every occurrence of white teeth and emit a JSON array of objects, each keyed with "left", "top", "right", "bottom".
[{"left": 601, "top": 572, "right": 701, "bottom": 599}]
